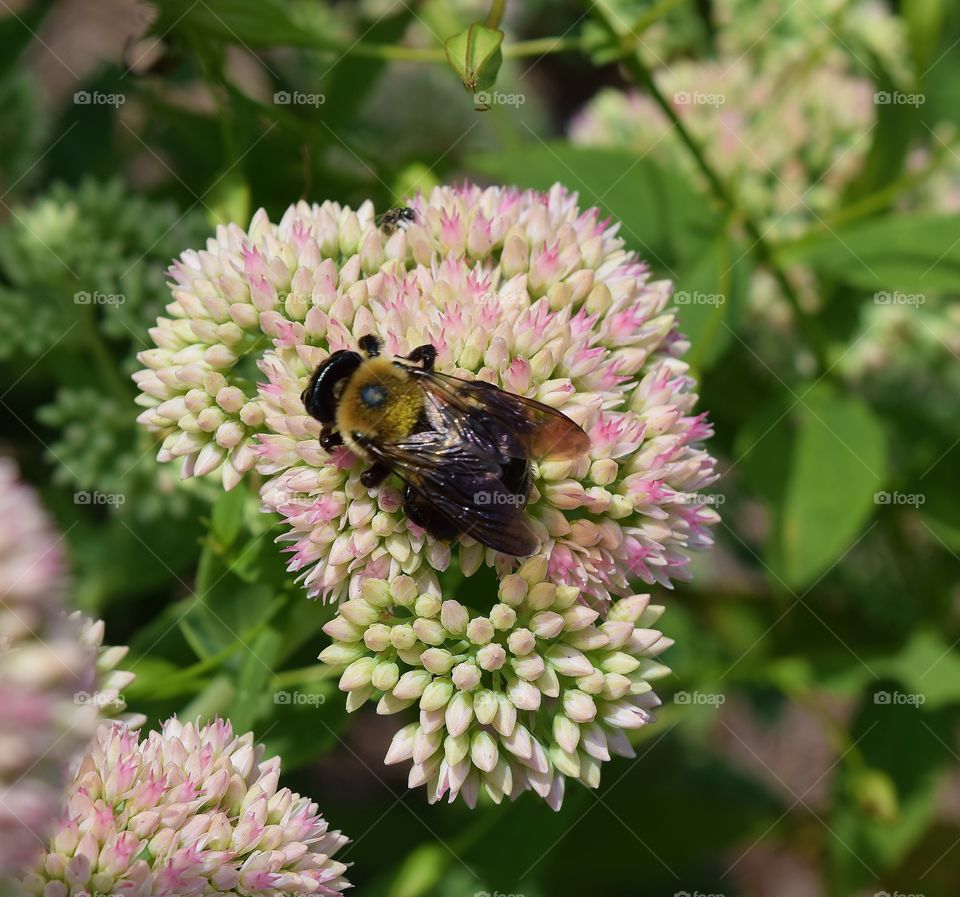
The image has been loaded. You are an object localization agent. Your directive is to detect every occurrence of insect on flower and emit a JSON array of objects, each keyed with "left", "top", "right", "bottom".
[
  {"left": 375, "top": 205, "right": 417, "bottom": 234},
  {"left": 301, "top": 336, "right": 590, "bottom": 556}
]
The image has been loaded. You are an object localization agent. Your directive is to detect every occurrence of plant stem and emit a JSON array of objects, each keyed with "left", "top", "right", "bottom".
[
  {"left": 271, "top": 664, "right": 338, "bottom": 689},
  {"left": 484, "top": 0, "right": 507, "bottom": 29},
  {"left": 79, "top": 310, "right": 130, "bottom": 404},
  {"left": 629, "top": 0, "right": 687, "bottom": 37},
  {"left": 340, "top": 35, "right": 583, "bottom": 62},
  {"left": 589, "top": 2, "right": 829, "bottom": 369}
]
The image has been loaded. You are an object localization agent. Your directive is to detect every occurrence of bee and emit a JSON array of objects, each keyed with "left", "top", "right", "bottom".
[
  {"left": 375, "top": 206, "right": 416, "bottom": 234},
  {"left": 301, "top": 336, "right": 590, "bottom": 556}
]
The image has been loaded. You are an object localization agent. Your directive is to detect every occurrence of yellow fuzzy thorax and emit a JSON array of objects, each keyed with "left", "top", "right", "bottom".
[{"left": 337, "top": 357, "right": 424, "bottom": 448}]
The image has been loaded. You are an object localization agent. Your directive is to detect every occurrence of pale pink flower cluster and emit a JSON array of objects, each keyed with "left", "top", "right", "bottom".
[
  {"left": 19, "top": 718, "right": 351, "bottom": 897},
  {"left": 0, "top": 459, "right": 98, "bottom": 878},
  {"left": 320, "top": 563, "right": 670, "bottom": 808},
  {"left": 134, "top": 183, "right": 718, "bottom": 608}
]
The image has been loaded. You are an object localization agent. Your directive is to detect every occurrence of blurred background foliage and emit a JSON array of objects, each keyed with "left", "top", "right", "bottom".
[{"left": 1, "top": 0, "right": 960, "bottom": 895}]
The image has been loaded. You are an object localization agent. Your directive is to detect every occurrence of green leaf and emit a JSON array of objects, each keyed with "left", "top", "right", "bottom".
[
  {"left": 842, "top": 63, "right": 918, "bottom": 205},
  {"left": 0, "top": 5, "right": 49, "bottom": 78},
  {"left": 228, "top": 626, "right": 284, "bottom": 731},
  {"left": 777, "top": 213, "right": 960, "bottom": 293},
  {"left": 444, "top": 23, "right": 504, "bottom": 94},
  {"left": 779, "top": 385, "right": 887, "bottom": 588},
  {"left": 387, "top": 843, "right": 450, "bottom": 897},
  {"left": 151, "top": 0, "right": 342, "bottom": 49},
  {"left": 874, "top": 630, "right": 960, "bottom": 710},
  {"left": 206, "top": 174, "right": 250, "bottom": 229},
  {"left": 468, "top": 143, "right": 716, "bottom": 264},
  {"left": 674, "top": 230, "right": 750, "bottom": 371},
  {"left": 828, "top": 696, "right": 954, "bottom": 890},
  {"left": 903, "top": 0, "right": 950, "bottom": 75},
  {"left": 209, "top": 486, "right": 250, "bottom": 551}
]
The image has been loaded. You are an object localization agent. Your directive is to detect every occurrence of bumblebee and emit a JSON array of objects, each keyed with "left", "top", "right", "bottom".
[
  {"left": 376, "top": 206, "right": 416, "bottom": 234},
  {"left": 301, "top": 336, "right": 590, "bottom": 556}
]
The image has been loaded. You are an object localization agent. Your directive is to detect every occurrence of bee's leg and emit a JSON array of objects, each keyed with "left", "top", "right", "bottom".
[
  {"left": 358, "top": 335, "right": 382, "bottom": 357},
  {"left": 360, "top": 463, "right": 391, "bottom": 489},
  {"left": 319, "top": 427, "right": 343, "bottom": 451},
  {"left": 406, "top": 344, "right": 437, "bottom": 371},
  {"left": 403, "top": 485, "right": 460, "bottom": 540}
]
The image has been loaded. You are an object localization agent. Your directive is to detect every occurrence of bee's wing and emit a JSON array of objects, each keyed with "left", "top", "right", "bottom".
[
  {"left": 363, "top": 426, "right": 541, "bottom": 556},
  {"left": 407, "top": 367, "right": 591, "bottom": 460}
]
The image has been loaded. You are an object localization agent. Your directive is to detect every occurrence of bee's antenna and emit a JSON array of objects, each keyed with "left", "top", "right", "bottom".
[{"left": 358, "top": 335, "right": 382, "bottom": 357}]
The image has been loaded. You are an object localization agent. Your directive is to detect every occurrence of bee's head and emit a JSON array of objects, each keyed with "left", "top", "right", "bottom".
[{"left": 301, "top": 349, "right": 362, "bottom": 423}]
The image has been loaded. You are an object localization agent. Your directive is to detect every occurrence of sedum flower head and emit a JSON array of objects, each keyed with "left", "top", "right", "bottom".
[
  {"left": 19, "top": 717, "right": 350, "bottom": 897},
  {"left": 0, "top": 460, "right": 97, "bottom": 877},
  {"left": 74, "top": 613, "right": 146, "bottom": 728},
  {"left": 135, "top": 183, "right": 718, "bottom": 607},
  {"left": 319, "top": 565, "right": 671, "bottom": 809}
]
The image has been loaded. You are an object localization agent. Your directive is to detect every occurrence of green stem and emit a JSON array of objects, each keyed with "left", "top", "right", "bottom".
[
  {"left": 79, "top": 310, "right": 130, "bottom": 404},
  {"left": 589, "top": 3, "right": 829, "bottom": 370},
  {"left": 271, "top": 664, "right": 339, "bottom": 689},
  {"left": 340, "top": 35, "right": 583, "bottom": 62},
  {"left": 503, "top": 35, "right": 583, "bottom": 57},
  {"left": 629, "top": 0, "right": 687, "bottom": 37},
  {"left": 484, "top": 0, "right": 507, "bottom": 29}
]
